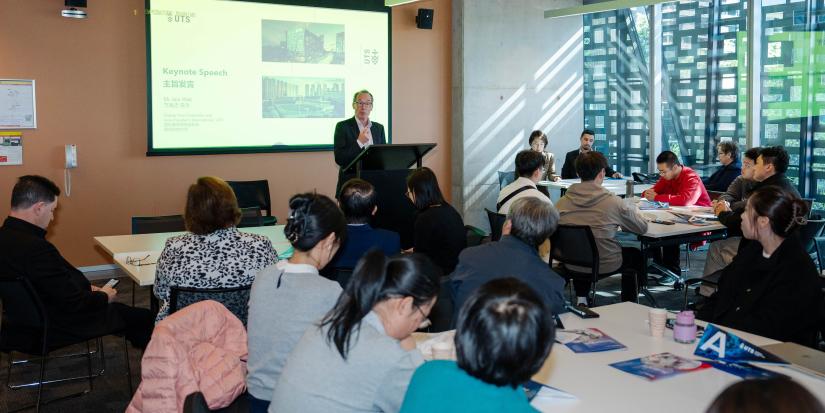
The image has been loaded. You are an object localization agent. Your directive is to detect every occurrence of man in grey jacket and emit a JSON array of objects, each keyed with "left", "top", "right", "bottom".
[{"left": 555, "top": 151, "right": 649, "bottom": 305}]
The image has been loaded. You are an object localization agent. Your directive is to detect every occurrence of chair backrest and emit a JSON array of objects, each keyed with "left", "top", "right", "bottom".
[
  {"left": 465, "top": 225, "right": 487, "bottom": 248},
  {"left": 131, "top": 215, "right": 186, "bottom": 235},
  {"left": 550, "top": 224, "right": 600, "bottom": 276},
  {"left": 497, "top": 171, "right": 516, "bottom": 189},
  {"left": 797, "top": 219, "right": 825, "bottom": 255},
  {"left": 237, "top": 207, "right": 264, "bottom": 228},
  {"left": 227, "top": 180, "right": 272, "bottom": 218},
  {"left": 169, "top": 285, "right": 253, "bottom": 325},
  {"left": 632, "top": 172, "right": 658, "bottom": 184},
  {"left": 485, "top": 208, "right": 507, "bottom": 242},
  {"left": 803, "top": 198, "right": 815, "bottom": 217},
  {"left": 0, "top": 277, "right": 46, "bottom": 331}
]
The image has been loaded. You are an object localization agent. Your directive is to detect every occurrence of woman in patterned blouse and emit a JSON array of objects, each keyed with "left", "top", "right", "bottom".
[{"left": 153, "top": 176, "right": 278, "bottom": 322}]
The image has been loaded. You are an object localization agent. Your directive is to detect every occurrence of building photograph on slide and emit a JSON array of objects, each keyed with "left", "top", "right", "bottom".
[{"left": 146, "top": 0, "right": 389, "bottom": 155}]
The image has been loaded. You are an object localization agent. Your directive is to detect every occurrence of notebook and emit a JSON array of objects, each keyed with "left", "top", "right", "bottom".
[{"left": 761, "top": 343, "right": 825, "bottom": 379}]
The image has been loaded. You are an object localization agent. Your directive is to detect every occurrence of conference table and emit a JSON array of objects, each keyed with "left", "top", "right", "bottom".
[
  {"left": 94, "top": 225, "right": 291, "bottom": 287},
  {"left": 539, "top": 178, "right": 653, "bottom": 199},
  {"left": 417, "top": 302, "right": 825, "bottom": 413},
  {"left": 631, "top": 205, "right": 728, "bottom": 292}
]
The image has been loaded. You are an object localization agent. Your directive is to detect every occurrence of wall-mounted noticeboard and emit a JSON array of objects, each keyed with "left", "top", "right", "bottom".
[{"left": 0, "top": 79, "right": 36, "bottom": 129}]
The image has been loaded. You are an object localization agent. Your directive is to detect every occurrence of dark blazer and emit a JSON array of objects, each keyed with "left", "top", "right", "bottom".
[
  {"left": 333, "top": 117, "right": 386, "bottom": 194},
  {"left": 698, "top": 236, "right": 823, "bottom": 345},
  {"left": 702, "top": 161, "right": 741, "bottom": 192},
  {"left": 327, "top": 224, "right": 401, "bottom": 270},
  {"left": 449, "top": 235, "right": 566, "bottom": 325},
  {"left": 561, "top": 149, "right": 617, "bottom": 179},
  {"left": 0, "top": 217, "right": 123, "bottom": 351}
]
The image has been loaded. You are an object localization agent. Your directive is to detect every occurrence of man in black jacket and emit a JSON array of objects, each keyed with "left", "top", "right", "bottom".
[
  {"left": 333, "top": 90, "right": 386, "bottom": 195},
  {"left": 0, "top": 175, "right": 153, "bottom": 352},
  {"left": 705, "top": 146, "right": 800, "bottom": 275},
  {"left": 560, "top": 129, "right": 622, "bottom": 179}
]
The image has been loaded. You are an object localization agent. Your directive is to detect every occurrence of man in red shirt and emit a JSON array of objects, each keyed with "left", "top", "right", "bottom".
[
  {"left": 642, "top": 151, "right": 711, "bottom": 284},
  {"left": 643, "top": 151, "right": 711, "bottom": 207}
]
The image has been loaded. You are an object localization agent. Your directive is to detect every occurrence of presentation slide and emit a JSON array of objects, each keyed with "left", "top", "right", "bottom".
[{"left": 146, "top": 0, "right": 390, "bottom": 154}]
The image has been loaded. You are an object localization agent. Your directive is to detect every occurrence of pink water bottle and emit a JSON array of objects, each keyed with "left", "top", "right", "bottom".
[{"left": 673, "top": 311, "right": 697, "bottom": 344}]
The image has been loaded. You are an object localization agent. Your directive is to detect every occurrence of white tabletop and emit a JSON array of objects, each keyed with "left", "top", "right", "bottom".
[
  {"left": 539, "top": 178, "right": 653, "bottom": 196},
  {"left": 418, "top": 302, "right": 825, "bottom": 413},
  {"left": 94, "top": 225, "right": 291, "bottom": 286},
  {"left": 634, "top": 205, "right": 727, "bottom": 239}
]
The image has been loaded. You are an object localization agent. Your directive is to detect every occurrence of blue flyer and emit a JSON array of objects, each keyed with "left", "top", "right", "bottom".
[
  {"left": 694, "top": 324, "right": 787, "bottom": 364},
  {"left": 610, "top": 352, "right": 711, "bottom": 381},
  {"left": 556, "top": 328, "right": 626, "bottom": 353},
  {"left": 705, "top": 360, "right": 787, "bottom": 379}
]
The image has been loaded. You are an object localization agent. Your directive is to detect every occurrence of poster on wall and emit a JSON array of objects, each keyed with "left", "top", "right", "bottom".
[
  {"left": 0, "top": 131, "right": 22, "bottom": 165},
  {"left": 0, "top": 79, "right": 37, "bottom": 129}
]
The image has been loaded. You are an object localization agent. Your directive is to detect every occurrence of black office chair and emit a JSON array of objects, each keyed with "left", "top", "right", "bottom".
[
  {"left": 550, "top": 225, "right": 649, "bottom": 307},
  {"left": 0, "top": 276, "right": 131, "bottom": 412},
  {"left": 131, "top": 214, "right": 186, "bottom": 234},
  {"left": 485, "top": 209, "right": 506, "bottom": 242},
  {"left": 497, "top": 171, "right": 516, "bottom": 189},
  {"left": 632, "top": 172, "right": 658, "bottom": 184},
  {"left": 237, "top": 207, "right": 264, "bottom": 228},
  {"left": 169, "top": 285, "right": 253, "bottom": 326},
  {"left": 227, "top": 180, "right": 277, "bottom": 226}
]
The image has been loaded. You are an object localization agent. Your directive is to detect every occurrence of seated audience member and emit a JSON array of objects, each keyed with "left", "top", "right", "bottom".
[
  {"left": 326, "top": 179, "right": 400, "bottom": 272},
  {"left": 556, "top": 151, "right": 649, "bottom": 305},
  {"left": 451, "top": 197, "right": 565, "bottom": 320},
  {"left": 702, "top": 141, "right": 741, "bottom": 192},
  {"left": 406, "top": 167, "right": 466, "bottom": 275},
  {"left": 706, "top": 377, "right": 824, "bottom": 413},
  {"left": 401, "top": 278, "right": 556, "bottom": 413},
  {"left": 269, "top": 251, "right": 439, "bottom": 413},
  {"left": 497, "top": 150, "right": 553, "bottom": 214},
  {"left": 246, "top": 193, "right": 346, "bottom": 412},
  {"left": 528, "top": 130, "right": 560, "bottom": 182},
  {"left": 705, "top": 146, "right": 799, "bottom": 276},
  {"left": 716, "top": 147, "right": 760, "bottom": 210},
  {"left": 153, "top": 177, "right": 278, "bottom": 322},
  {"left": 561, "top": 129, "right": 622, "bottom": 179},
  {"left": 642, "top": 151, "right": 711, "bottom": 280},
  {"left": 702, "top": 147, "right": 759, "bottom": 277},
  {"left": 698, "top": 186, "right": 823, "bottom": 345},
  {"left": 0, "top": 175, "right": 153, "bottom": 350}
]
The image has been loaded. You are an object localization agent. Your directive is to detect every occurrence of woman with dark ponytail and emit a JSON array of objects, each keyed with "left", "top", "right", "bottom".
[
  {"left": 405, "top": 167, "right": 466, "bottom": 275},
  {"left": 246, "top": 193, "right": 346, "bottom": 412},
  {"left": 269, "top": 250, "right": 440, "bottom": 413},
  {"left": 698, "top": 186, "right": 823, "bottom": 345}
]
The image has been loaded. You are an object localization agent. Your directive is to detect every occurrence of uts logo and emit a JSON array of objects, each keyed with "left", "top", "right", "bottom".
[{"left": 168, "top": 15, "right": 191, "bottom": 23}]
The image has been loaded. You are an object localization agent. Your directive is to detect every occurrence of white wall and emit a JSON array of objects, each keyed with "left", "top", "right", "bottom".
[{"left": 451, "top": 0, "right": 585, "bottom": 230}]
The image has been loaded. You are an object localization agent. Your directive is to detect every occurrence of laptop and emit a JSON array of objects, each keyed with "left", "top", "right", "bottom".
[{"left": 761, "top": 342, "right": 825, "bottom": 378}]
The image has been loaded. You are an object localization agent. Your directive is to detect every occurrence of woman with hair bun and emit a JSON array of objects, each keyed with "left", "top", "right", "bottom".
[
  {"left": 246, "top": 193, "right": 347, "bottom": 412},
  {"left": 269, "top": 250, "right": 440, "bottom": 413},
  {"left": 698, "top": 186, "right": 823, "bottom": 345}
]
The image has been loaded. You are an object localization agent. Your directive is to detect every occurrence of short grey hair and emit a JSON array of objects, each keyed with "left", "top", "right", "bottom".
[
  {"left": 352, "top": 89, "right": 374, "bottom": 103},
  {"left": 507, "top": 197, "right": 559, "bottom": 248}
]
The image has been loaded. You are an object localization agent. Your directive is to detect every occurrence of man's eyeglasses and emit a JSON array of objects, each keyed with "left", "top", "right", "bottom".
[
  {"left": 125, "top": 254, "right": 156, "bottom": 266},
  {"left": 354, "top": 101, "right": 373, "bottom": 107}
]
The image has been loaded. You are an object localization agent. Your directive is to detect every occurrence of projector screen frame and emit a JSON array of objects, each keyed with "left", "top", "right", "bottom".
[{"left": 145, "top": 0, "right": 392, "bottom": 156}]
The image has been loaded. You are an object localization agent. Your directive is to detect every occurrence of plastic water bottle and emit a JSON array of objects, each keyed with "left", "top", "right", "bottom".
[{"left": 625, "top": 179, "right": 634, "bottom": 198}]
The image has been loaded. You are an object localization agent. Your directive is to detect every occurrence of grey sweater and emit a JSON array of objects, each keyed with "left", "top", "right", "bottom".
[
  {"left": 718, "top": 175, "right": 756, "bottom": 211},
  {"left": 555, "top": 181, "right": 649, "bottom": 273},
  {"left": 246, "top": 261, "right": 342, "bottom": 400},
  {"left": 269, "top": 311, "right": 424, "bottom": 413}
]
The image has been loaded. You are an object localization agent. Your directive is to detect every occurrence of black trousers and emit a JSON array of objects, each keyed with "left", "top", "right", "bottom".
[
  {"left": 110, "top": 302, "right": 154, "bottom": 349},
  {"left": 572, "top": 247, "right": 645, "bottom": 302}
]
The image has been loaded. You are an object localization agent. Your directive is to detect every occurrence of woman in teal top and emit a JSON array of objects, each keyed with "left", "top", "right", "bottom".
[{"left": 400, "top": 278, "right": 556, "bottom": 413}]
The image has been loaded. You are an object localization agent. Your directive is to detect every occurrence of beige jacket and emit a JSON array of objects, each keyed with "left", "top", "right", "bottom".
[{"left": 555, "top": 181, "right": 648, "bottom": 273}]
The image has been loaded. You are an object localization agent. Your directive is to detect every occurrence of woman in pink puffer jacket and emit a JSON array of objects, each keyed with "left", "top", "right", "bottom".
[{"left": 127, "top": 300, "right": 248, "bottom": 413}]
